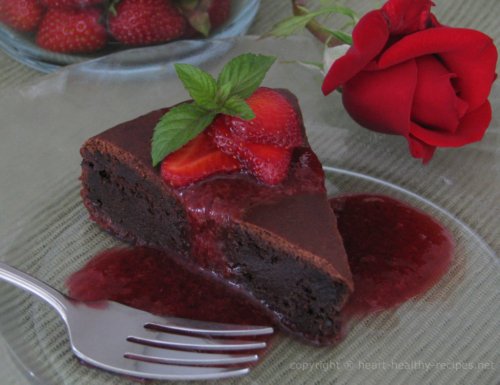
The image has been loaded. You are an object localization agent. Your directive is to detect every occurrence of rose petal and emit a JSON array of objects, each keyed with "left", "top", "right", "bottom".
[
  {"left": 323, "top": 44, "right": 350, "bottom": 76},
  {"left": 410, "top": 101, "right": 492, "bottom": 147},
  {"left": 381, "top": 0, "right": 433, "bottom": 34},
  {"left": 342, "top": 59, "right": 417, "bottom": 136},
  {"left": 378, "top": 27, "right": 498, "bottom": 110},
  {"left": 322, "top": 10, "right": 389, "bottom": 95},
  {"left": 412, "top": 56, "right": 469, "bottom": 133},
  {"left": 439, "top": 43, "right": 497, "bottom": 111},
  {"left": 408, "top": 135, "right": 436, "bottom": 163},
  {"left": 428, "top": 13, "right": 441, "bottom": 28}
]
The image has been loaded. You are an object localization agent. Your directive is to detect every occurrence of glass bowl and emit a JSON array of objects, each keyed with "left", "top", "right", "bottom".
[{"left": 0, "top": 0, "right": 260, "bottom": 73}]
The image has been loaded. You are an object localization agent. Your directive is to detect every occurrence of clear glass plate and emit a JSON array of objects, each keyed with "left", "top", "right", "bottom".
[
  {"left": 0, "top": 36, "right": 498, "bottom": 385},
  {"left": 0, "top": 0, "right": 260, "bottom": 73}
]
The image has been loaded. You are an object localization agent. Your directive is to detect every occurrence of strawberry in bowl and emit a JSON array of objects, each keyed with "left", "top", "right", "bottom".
[{"left": 0, "top": 0, "right": 260, "bottom": 71}]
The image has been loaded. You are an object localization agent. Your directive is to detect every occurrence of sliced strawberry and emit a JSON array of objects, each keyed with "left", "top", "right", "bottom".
[
  {"left": 240, "top": 143, "right": 292, "bottom": 185},
  {"left": 211, "top": 116, "right": 292, "bottom": 185},
  {"left": 209, "top": 115, "right": 244, "bottom": 154},
  {"left": 225, "top": 87, "right": 303, "bottom": 149},
  {"left": 161, "top": 86, "right": 302, "bottom": 187},
  {"left": 161, "top": 130, "right": 240, "bottom": 187}
]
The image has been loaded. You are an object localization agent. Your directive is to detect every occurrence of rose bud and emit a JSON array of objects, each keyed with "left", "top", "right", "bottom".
[{"left": 322, "top": 0, "right": 497, "bottom": 162}]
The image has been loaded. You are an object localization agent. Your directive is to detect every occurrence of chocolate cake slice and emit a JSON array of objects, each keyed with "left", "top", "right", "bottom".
[{"left": 80, "top": 91, "right": 353, "bottom": 345}]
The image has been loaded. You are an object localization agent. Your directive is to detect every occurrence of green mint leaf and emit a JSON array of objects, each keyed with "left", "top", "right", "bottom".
[
  {"left": 220, "top": 95, "right": 255, "bottom": 120},
  {"left": 217, "top": 53, "right": 276, "bottom": 99},
  {"left": 215, "top": 82, "right": 232, "bottom": 105},
  {"left": 151, "top": 103, "right": 216, "bottom": 166},
  {"left": 174, "top": 63, "right": 218, "bottom": 110}
]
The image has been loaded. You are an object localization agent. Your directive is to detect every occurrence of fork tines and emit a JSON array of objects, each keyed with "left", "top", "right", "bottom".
[
  {"left": 122, "top": 318, "right": 273, "bottom": 379},
  {"left": 145, "top": 317, "right": 274, "bottom": 337}
]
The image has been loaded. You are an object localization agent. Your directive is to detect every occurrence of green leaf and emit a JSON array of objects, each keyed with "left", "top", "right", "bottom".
[
  {"left": 220, "top": 95, "right": 255, "bottom": 120},
  {"left": 265, "top": 14, "right": 317, "bottom": 38},
  {"left": 174, "top": 63, "right": 218, "bottom": 110},
  {"left": 264, "top": 4, "right": 357, "bottom": 41},
  {"left": 215, "top": 82, "right": 233, "bottom": 105},
  {"left": 151, "top": 103, "right": 216, "bottom": 166},
  {"left": 309, "top": 6, "right": 358, "bottom": 23},
  {"left": 324, "top": 29, "right": 353, "bottom": 45},
  {"left": 217, "top": 53, "right": 276, "bottom": 99}
]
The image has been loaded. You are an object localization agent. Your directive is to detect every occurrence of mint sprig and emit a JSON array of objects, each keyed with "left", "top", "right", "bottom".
[
  {"left": 175, "top": 63, "right": 218, "bottom": 110},
  {"left": 217, "top": 54, "right": 277, "bottom": 99},
  {"left": 151, "top": 53, "right": 277, "bottom": 167}
]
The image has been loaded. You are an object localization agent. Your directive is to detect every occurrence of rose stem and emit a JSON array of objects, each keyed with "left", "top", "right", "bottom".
[{"left": 291, "top": 0, "right": 344, "bottom": 47}]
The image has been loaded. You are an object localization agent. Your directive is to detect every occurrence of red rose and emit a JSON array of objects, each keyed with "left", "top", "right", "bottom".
[{"left": 322, "top": 0, "right": 497, "bottom": 162}]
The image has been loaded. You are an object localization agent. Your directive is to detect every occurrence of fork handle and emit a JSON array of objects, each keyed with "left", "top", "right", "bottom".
[{"left": 0, "top": 262, "right": 70, "bottom": 321}]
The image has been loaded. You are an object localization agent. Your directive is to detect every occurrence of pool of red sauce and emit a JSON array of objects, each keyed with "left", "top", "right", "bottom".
[
  {"left": 67, "top": 194, "right": 454, "bottom": 344},
  {"left": 331, "top": 194, "right": 453, "bottom": 318},
  {"left": 67, "top": 247, "right": 273, "bottom": 327}
]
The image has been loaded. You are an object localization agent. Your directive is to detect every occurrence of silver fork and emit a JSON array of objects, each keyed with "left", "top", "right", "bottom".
[{"left": 0, "top": 262, "right": 273, "bottom": 381}]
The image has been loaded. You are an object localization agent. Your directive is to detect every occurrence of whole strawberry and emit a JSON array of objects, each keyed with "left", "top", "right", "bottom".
[
  {"left": 208, "top": 0, "right": 230, "bottom": 29},
  {"left": 108, "top": 0, "right": 187, "bottom": 46},
  {"left": 36, "top": 7, "right": 107, "bottom": 53},
  {"left": 0, "top": 0, "right": 43, "bottom": 32},
  {"left": 40, "top": 0, "right": 104, "bottom": 8}
]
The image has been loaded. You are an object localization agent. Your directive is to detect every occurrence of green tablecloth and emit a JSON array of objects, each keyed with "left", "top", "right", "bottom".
[{"left": 0, "top": 1, "right": 498, "bottom": 384}]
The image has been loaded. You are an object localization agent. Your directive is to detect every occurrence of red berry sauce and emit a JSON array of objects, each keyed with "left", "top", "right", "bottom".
[
  {"left": 67, "top": 247, "right": 273, "bottom": 327},
  {"left": 331, "top": 194, "right": 454, "bottom": 318},
  {"left": 67, "top": 194, "right": 453, "bottom": 342}
]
